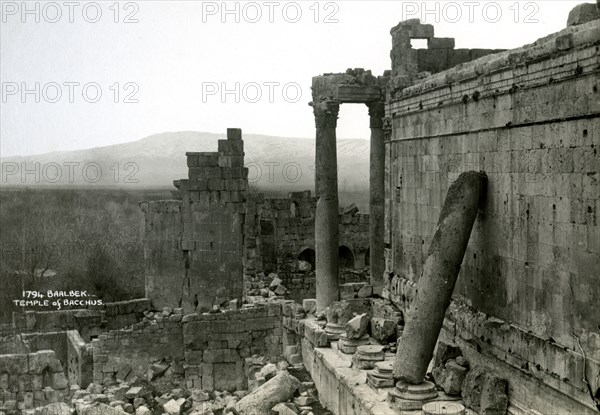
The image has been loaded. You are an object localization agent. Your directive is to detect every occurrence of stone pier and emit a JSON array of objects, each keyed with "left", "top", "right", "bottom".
[{"left": 313, "top": 99, "right": 341, "bottom": 312}]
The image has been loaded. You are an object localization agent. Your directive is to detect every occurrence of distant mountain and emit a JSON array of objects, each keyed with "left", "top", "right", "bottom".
[{"left": 0, "top": 132, "right": 370, "bottom": 193}]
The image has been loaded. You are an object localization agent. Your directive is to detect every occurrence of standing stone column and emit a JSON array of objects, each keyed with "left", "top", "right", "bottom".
[
  {"left": 367, "top": 101, "right": 386, "bottom": 295},
  {"left": 313, "top": 100, "right": 341, "bottom": 312},
  {"left": 393, "top": 172, "right": 487, "bottom": 383}
]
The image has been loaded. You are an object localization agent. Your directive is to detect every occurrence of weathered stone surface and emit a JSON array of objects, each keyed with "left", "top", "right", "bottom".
[
  {"left": 125, "top": 387, "right": 143, "bottom": 400},
  {"left": 462, "top": 366, "right": 508, "bottom": 415},
  {"left": 567, "top": 3, "right": 599, "bottom": 26},
  {"left": 163, "top": 398, "right": 186, "bottom": 415},
  {"left": 393, "top": 172, "right": 487, "bottom": 384},
  {"left": 271, "top": 402, "right": 298, "bottom": 415},
  {"left": 34, "top": 403, "right": 72, "bottom": 415},
  {"left": 302, "top": 299, "right": 316, "bottom": 314},
  {"left": 346, "top": 313, "right": 369, "bottom": 339},
  {"left": 135, "top": 406, "right": 151, "bottom": 415},
  {"left": 370, "top": 318, "right": 396, "bottom": 343},
  {"left": 433, "top": 342, "right": 462, "bottom": 368},
  {"left": 78, "top": 403, "right": 128, "bottom": 415},
  {"left": 147, "top": 362, "right": 169, "bottom": 381},
  {"left": 422, "top": 401, "right": 465, "bottom": 415},
  {"left": 259, "top": 363, "right": 278, "bottom": 380},
  {"left": 191, "top": 389, "right": 210, "bottom": 402},
  {"left": 480, "top": 373, "right": 508, "bottom": 415},
  {"left": 442, "top": 360, "right": 468, "bottom": 396},
  {"left": 234, "top": 371, "right": 300, "bottom": 415}
]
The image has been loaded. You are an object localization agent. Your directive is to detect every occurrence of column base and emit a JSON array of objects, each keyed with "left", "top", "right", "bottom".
[
  {"left": 387, "top": 380, "right": 438, "bottom": 410},
  {"left": 338, "top": 334, "right": 370, "bottom": 354},
  {"left": 422, "top": 401, "right": 466, "bottom": 415},
  {"left": 324, "top": 323, "right": 345, "bottom": 340}
]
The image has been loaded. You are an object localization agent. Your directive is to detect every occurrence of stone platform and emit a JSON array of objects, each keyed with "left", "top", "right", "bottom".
[{"left": 301, "top": 337, "right": 475, "bottom": 415}]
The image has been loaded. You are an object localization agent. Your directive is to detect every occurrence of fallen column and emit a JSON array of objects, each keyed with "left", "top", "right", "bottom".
[
  {"left": 393, "top": 171, "right": 487, "bottom": 383},
  {"left": 234, "top": 371, "right": 300, "bottom": 415}
]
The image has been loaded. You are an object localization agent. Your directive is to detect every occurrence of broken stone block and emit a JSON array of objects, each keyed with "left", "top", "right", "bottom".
[
  {"left": 272, "top": 402, "right": 298, "bottom": 415},
  {"left": 132, "top": 398, "right": 145, "bottom": 409},
  {"left": 274, "top": 285, "right": 287, "bottom": 296},
  {"left": 371, "top": 318, "right": 396, "bottom": 343},
  {"left": 116, "top": 365, "right": 132, "bottom": 382},
  {"left": 297, "top": 260, "right": 312, "bottom": 272},
  {"left": 125, "top": 387, "right": 143, "bottom": 400},
  {"left": 480, "top": 373, "right": 508, "bottom": 415},
  {"left": 462, "top": 366, "right": 508, "bottom": 415},
  {"left": 442, "top": 360, "right": 468, "bottom": 396},
  {"left": 163, "top": 398, "right": 186, "bottom": 415},
  {"left": 259, "top": 363, "right": 278, "bottom": 380},
  {"left": 191, "top": 389, "right": 210, "bottom": 403},
  {"left": 456, "top": 356, "right": 468, "bottom": 368},
  {"left": 269, "top": 275, "right": 282, "bottom": 290},
  {"left": 567, "top": 3, "right": 599, "bottom": 26},
  {"left": 346, "top": 313, "right": 369, "bottom": 339},
  {"left": 428, "top": 37, "right": 456, "bottom": 49},
  {"left": 135, "top": 406, "right": 151, "bottom": 415},
  {"left": 302, "top": 299, "right": 316, "bottom": 314},
  {"left": 340, "top": 284, "right": 356, "bottom": 300},
  {"left": 234, "top": 371, "right": 300, "bottom": 415},
  {"left": 294, "top": 396, "right": 316, "bottom": 406},
  {"left": 147, "top": 362, "right": 170, "bottom": 381},
  {"left": 356, "top": 285, "right": 373, "bottom": 298},
  {"left": 52, "top": 372, "right": 69, "bottom": 389},
  {"left": 343, "top": 203, "right": 359, "bottom": 215},
  {"left": 434, "top": 341, "right": 462, "bottom": 368}
]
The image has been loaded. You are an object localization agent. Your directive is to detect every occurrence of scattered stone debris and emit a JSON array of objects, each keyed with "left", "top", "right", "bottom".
[{"left": 462, "top": 366, "right": 509, "bottom": 415}]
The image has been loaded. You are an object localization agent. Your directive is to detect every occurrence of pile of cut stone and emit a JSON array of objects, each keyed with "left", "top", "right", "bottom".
[
  {"left": 28, "top": 357, "right": 326, "bottom": 415},
  {"left": 268, "top": 275, "right": 288, "bottom": 297},
  {"left": 142, "top": 307, "right": 183, "bottom": 323}
]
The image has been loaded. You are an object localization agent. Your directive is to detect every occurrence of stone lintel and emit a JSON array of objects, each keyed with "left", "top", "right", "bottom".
[{"left": 337, "top": 85, "right": 383, "bottom": 104}]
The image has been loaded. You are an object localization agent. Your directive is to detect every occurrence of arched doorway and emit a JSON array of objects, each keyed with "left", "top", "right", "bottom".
[
  {"left": 298, "top": 248, "right": 316, "bottom": 271},
  {"left": 339, "top": 246, "right": 355, "bottom": 269}
]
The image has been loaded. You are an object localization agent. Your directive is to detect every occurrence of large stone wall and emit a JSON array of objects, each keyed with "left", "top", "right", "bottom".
[
  {"left": 389, "top": 18, "right": 505, "bottom": 95},
  {"left": 385, "top": 19, "right": 600, "bottom": 414},
  {"left": 246, "top": 191, "right": 370, "bottom": 301},
  {"left": 182, "top": 303, "right": 282, "bottom": 391},
  {"left": 142, "top": 129, "right": 249, "bottom": 313},
  {"left": 13, "top": 299, "right": 151, "bottom": 341},
  {"left": 0, "top": 350, "right": 69, "bottom": 411},
  {"left": 91, "top": 318, "right": 184, "bottom": 385}
]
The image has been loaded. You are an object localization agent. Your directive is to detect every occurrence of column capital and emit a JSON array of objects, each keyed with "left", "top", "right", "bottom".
[
  {"left": 312, "top": 100, "right": 340, "bottom": 128},
  {"left": 367, "top": 101, "right": 386, "bottom": 129}
]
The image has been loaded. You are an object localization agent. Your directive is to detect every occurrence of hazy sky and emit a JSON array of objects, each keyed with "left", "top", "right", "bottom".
[{"left": 0, "top": 0, "right": 579, "bottom": 156}]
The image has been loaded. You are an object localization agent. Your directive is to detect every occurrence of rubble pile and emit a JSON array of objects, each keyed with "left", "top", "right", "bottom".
[{"left": 20, "top": 355, "right": 327, "bottom": 415}]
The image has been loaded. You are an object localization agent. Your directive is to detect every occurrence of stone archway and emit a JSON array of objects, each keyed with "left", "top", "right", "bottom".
[{"left": 310, "top": 68, "right": 389, "bottom": 310}]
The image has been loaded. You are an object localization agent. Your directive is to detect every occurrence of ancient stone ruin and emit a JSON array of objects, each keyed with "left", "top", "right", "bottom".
[{"left": 1, "top": 4, "right": 599, "bottom": 415}]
